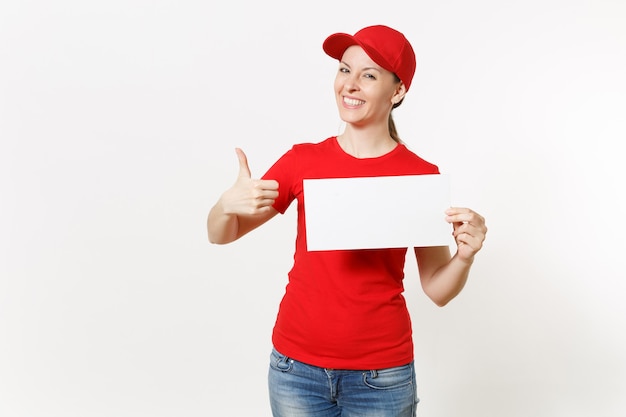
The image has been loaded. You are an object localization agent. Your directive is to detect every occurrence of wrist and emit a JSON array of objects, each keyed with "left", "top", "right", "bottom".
[{"left": 453, "top": 251, "right": 475, "bottom": 266}]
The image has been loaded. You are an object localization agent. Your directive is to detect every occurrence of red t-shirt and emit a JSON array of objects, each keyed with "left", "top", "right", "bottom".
[{"left": 262, "top": 137, "right": 440, "bottom": 370}]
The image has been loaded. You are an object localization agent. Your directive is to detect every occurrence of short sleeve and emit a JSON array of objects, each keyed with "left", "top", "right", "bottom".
[{"left": 261, "top": 147, "right": 297, "bottom": 214}]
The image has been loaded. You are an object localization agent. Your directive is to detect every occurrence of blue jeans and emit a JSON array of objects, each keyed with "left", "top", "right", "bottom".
[{"left": 268, "top": 347, "right": 419, "bottom": 417}]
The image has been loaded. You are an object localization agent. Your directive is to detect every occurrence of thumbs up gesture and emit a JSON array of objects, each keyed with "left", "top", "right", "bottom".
[{"left": 219, "top": 148, "right": 279, "bottom": 215}]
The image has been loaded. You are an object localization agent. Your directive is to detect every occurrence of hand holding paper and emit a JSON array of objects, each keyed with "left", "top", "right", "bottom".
[{"left": 445, "top": 207, "right": 488, "bottom": 261}]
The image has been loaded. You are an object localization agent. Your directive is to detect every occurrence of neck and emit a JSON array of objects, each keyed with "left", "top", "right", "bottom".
[{"left": 337, "top": 125, "right": 397, "bottom": 158}]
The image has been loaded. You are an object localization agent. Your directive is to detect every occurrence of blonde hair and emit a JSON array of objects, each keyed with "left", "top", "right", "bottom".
[{"left": 389, "top": 74, "right": 405, "bottom": 143}]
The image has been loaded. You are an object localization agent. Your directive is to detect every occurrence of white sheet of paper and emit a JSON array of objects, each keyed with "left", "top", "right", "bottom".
[{"left": 303, "top": 174, "right": 451, "bottom": 251}]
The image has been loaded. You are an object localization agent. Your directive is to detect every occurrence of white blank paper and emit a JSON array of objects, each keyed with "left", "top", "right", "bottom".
[{"left": 303, "top": 174, "right": 451, "bottom": 251}]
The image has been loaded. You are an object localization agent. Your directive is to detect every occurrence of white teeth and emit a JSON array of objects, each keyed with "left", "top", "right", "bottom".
[{"left": 344, "top": 97, "right": 365, "bottom": 106}]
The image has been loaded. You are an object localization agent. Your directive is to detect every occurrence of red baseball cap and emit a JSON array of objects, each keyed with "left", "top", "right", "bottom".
[{"left": 323, "top": 25, "right": 416, "bottom": 91}]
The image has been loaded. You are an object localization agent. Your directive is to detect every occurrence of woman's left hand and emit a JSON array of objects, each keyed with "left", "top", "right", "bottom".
[{"left": 445, "top": 207, "right": 488, "bottom": 262}]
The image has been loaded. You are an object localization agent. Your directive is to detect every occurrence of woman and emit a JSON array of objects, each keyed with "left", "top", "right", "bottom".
[{"left": 207, "top": 25, "right": 487, "bottom": 417}]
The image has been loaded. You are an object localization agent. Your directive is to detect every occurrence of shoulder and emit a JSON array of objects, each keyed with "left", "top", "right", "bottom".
[
  {"left": 291, "top": 137, "right": 336, "bottom": 153},
  {"left": 265, "top": 137, "right": 336, "bottom": 173},
  {"left": 286, "top": 137, "right": 337, "bottom": 161},
  {"left": 395, "top": 144, "right": 440, "bottom": 173}
]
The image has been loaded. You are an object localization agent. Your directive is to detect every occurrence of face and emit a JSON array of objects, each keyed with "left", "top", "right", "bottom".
[{"left": 333, "top": 45, "right": 406, "bottom": 128}]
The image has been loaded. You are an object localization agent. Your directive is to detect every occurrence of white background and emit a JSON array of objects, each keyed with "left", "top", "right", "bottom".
[{"left": 1, "top": 1, "right": 625, "bottom": 416}]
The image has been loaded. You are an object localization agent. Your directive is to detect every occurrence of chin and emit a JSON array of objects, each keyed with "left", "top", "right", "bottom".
[{"left": 337, "top": 110, "right": 363, "bottom": 124}]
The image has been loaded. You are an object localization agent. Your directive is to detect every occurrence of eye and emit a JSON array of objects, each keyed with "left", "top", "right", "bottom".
[
  {"left": 339, "top": 66, "right": 350, "bottom": 74},
  {"left": 364, "top": 73, "right": 377, "bottom": 80}
]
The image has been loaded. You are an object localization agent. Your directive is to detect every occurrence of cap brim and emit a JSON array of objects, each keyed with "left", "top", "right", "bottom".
[
  {"left": 322, "top": 32, "right": 394, "bottom": 78},
  {"left": 322, "top": 33, "right": 361, "bottom": 60}
]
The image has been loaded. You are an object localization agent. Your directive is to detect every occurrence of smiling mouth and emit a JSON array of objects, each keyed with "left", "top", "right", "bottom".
[{"left": 343, "top": 97, "right": 365, "bottom": 106}]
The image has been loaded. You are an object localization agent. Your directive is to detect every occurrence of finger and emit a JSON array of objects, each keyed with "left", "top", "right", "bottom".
[
  {"left": 455, "top": 224, "right": 486, "bottom": 246},
  {"left": 235, "top": 147, "right": 251, "bottom": 179},
  {"left": 245, "top": 191, "right": 279, "bottom": 213},
  {"left": 445, "top": 208, "right": 484, "bottom": 227},
  {"left": 249, "top": 180, "right": 279, "bottom": 205},
  {"left": 452, "top": 225, "right": 471, "bottom": 242},
  {"left": 250, "top": 185, "right": 279, "bottom": 201},
  {"left": 456, "top": 233, "right": 483, "bottom": 252},
  {"left": 445, "top": 207, "right": 471, "bottom": 215},
  {"left": 255, "top": 198, "right": 278, "bottom": 210},
  {"left": 453, "top": 221, "right": 486, "bottom": 238},
  {"left": 255, "top": 179, "right": 280, "bottom": 191},
  {"left": 445, "top": 207, "right": 466, "bottom": 224}
]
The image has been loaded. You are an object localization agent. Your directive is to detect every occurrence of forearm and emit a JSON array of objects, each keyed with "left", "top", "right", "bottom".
[
  {"left": 207, "top": 198, "right": 278, "bottom": 245},
  {"left": 207, "top": 201, "right": 239, "bottom": 244},
  {"left": 421, "top": 253, "right": 474, "bottom": 307}
]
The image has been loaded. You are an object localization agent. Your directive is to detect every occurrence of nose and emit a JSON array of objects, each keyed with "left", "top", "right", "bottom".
[{"left": 344, "top": 73, "right": 360, "bottom": 92}]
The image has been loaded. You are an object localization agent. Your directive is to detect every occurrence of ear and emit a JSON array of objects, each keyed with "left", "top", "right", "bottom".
[{"left": 391, "top": 83, "right": 407, "bottom": 104}]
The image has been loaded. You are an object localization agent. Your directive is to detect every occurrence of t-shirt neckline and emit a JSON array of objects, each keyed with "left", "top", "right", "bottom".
[{"left": 331, "top": 136, "right": 403, "bottom": 161}]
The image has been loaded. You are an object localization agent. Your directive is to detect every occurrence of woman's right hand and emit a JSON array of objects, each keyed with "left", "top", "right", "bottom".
[{"left": 218, "top": 148, "right": 279, "bottom": 215}]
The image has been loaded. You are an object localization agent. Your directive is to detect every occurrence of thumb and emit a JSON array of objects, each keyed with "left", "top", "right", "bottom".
[{"left": 235, "top": 147, "right": 252, "bottom": 179}]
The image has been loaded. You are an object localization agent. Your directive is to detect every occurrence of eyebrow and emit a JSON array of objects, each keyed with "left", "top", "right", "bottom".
[{"left": 340, "top": 61, "right": 382, "bottom": 72}]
